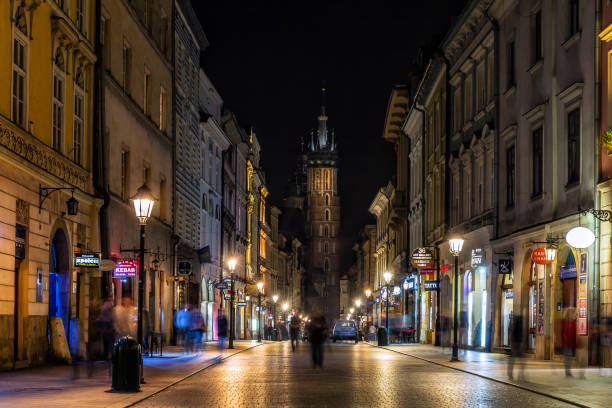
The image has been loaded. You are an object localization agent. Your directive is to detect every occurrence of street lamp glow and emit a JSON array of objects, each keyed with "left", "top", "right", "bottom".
[
  {"left": 545, "top": 247, "right": 557, "bottom": 262},
  {"left": 131, "top": 184, "right": 155, "bottom": 224},
  {"left": 349, "top": 307, "right": 354, "bottom": 314},
  {"left": 365, "top": 289, "right": 372, "bottom": 298},
  {"left": 227, "top": 258, "right": 237, "bottom": 271},
  {"left": 448, "top": 237, "right": 465, "bottom": 256},
  {"left": 355, "top": 299, "right": 361, "bottom": 307},
  {"left": 272, "top": 295, "right": 279, "bottom": 303},
  {"left": 402, "top": 280, "right": 409, "bottom": 290},
  {"left": 245, "top": 295, "right": 251, "bottom": 301},
  {"left": 256, "top": 281, "right": 264, "bottom": 292},
  {"left": 566, "top": 226, "right": 595, "bottom": 249},
  {"left": 282, "top": 302, "right": 289, "bottom": 311},
  {"left": 383, "top": 271, "right": 392, "bottom": 284}
]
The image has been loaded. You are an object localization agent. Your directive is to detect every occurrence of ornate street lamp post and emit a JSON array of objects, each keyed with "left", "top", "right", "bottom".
[
  {"left": 257, "top": 281, "right": 264, "bottom": 342},
  {"left": 448, "top": 237, "right": 465, "bottom": 362},
  {"left": 272, "top": 294, "right": 279, "bottom": 340},
  {"left": 227, "top": 258, "right": 237, "bottom": 349},
  {"left": 131, "top": 184, "right": 155, "bottom": 350},
  {"left": 365, "top": 289, "right": 372, "bottom": 329},
  {"left": 383, "top": 271, "right": 392, "bottom": 331}
]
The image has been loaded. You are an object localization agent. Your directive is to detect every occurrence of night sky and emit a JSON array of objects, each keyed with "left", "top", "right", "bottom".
[{"left": 194, "top": 0, "right": 468, "bottom": 267}]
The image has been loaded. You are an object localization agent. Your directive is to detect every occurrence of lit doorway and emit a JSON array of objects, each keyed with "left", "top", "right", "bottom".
[{"left": 49, "top": 229, "right": 70, "bottom": 338}]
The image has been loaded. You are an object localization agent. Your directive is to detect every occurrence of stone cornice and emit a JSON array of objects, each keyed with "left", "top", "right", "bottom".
[{"left": 0, "top": 115, "right": 90, "bottom": 191}]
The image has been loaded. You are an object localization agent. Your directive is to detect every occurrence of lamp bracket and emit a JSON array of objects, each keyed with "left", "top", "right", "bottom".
[
  {"left": 39, "top": 184, "right": 75, "bottom": 213},
  {"left": 582, "top": 208, "right": 612, "bottom": 222}
]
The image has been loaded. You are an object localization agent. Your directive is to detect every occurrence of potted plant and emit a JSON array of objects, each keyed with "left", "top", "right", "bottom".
[{"left": 602, "top": 127, "right": 612, "bottom": 154}]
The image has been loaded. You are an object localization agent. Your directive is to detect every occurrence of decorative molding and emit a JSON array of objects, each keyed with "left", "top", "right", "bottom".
[
  {"left": 523, "top": 102, "right": 546, "bottom": 124},
  {"left": 0, "top": 116, "right": 89, "bottom": 190},
  {"left": 16, "top": 198, "right": 29, "bottom": 225},
  {"left": 558, "top": 82, "right": 583, "bottom": 106}
]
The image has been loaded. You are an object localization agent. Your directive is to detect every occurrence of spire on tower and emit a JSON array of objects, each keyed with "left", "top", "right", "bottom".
[{"left": 317, "top": 86, "right": 329, "bottom": 149}]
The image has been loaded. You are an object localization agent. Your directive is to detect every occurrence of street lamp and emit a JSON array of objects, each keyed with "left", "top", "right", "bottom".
[
  {"left": 350, "top": 307, "right": 355, "bottom": 314},
  {"left": 227, "top": 258, "right": 237, "bottom": 349},
  {"left": 365, "top": 289, "right": 372, "bottom": 330},
  {"left": 131, "top": 184, "right": 155, "bottom": 351},
  {"left": 282, "top": 302, "right": 289, "bottom": 312},
  {"left": 257, "top": 281, "right": 264, "bottom": 342},
  {"left": 383, "top": 271, "right": 392, "bottom": 330},
  {"left": 448, "top": 236, "right": 465, "bottom": 362}
]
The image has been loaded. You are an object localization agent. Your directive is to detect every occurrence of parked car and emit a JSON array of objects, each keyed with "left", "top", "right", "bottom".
[{"left": 332, "top": 320, "right": 358, "bottom": 343}]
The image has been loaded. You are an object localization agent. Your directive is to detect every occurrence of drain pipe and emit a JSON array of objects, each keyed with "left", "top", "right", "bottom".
[{"left": 593, "top": 0, "right": 602, "bottom": 366}]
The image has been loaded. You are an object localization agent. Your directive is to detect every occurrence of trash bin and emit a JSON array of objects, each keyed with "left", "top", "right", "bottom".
[
  {"left": 377, "top": 327, "right": 388, "bottom": 347},
  {"left": 112, "top": 336, "right": 141, "bottom": 392}
]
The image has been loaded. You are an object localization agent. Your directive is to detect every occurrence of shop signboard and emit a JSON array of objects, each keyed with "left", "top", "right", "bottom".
[
  {"left": 74, "top": 253, "right": 100, "bottom": 268},
  {"left": 411, "top": 247, "right": 434, "bottom": 269},
  {"left": 215, "top": 281, "right": 229, "bottom": 290},
  {"left": 498, "top": 259, "right": 513, "bottom": 274},
  {"left": 419, "top": 269, "right": 436, "bottom": 275},
  {"left": 403, "top": 279, "right": 415, "bottom": 290},
  {"left": 440, "top": 265, "right": 449, "bottom": 272},
  {"left": 198, "top": 246, "right": 211, "bottom": 263},
  {"left": 113, "top": 259, "right": 139, "bottom": 278},
  {"left": 471, "top": 248, "right": 484, "bottom": 267},
  {"left": 178, "top": 261, "right": 192, "bottom": 276},
  {"left": 531, "top": 248, "right": 552, "bottom": 265},
  {"left": 578, "top": 253, "right": 588, "bottom": 335},
  {"left": 560, "top": 265, "right": 577, "bottom": 280},
  {"left": 237, "top": 301, "right": 247, "bottom": 307},
  {"left": 538, "top": 282, "right": 544, "bottom": 334},
  {"left": 100, "top": 259, "right": 116, "bottom": 271},
  {"left": 423, "top": 280, "right": 438, "bottom": 291}
]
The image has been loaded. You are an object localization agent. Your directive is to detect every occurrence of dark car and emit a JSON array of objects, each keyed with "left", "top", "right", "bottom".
[{"left": 332, "top": 320, "right": 358, "bottom": 343}]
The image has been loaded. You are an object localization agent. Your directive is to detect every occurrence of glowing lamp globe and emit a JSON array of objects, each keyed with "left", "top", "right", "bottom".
[
  {"left": 355, "top": 300, "right": 361, "bottom": 307},
  {"left": 545, "top": 248, "right": 556, "bottom": 262},
  {"left": 365, "top": 289, "right": 372, "bottom": 298},
  {"left": 131, "top": 184, "right": 155, "bottom": 224},
  {"left": 383, "top": 271, "right": 392, "bottom": 284},
  {"left": 449, "top": 237, "right": 465, "bottom": 256},
  {"left": 566, "top": 227, "right": 595, "bottom": 249},
  {"left": 282, "top": 302, "right": 288, "bottom": 311},
  {"left": 256, "top": 281, "right": 264, "bottom": 292},
  {"left": 272, "top": 295, "right": 279, "bottom": 303},
  {"left": 393, "top": 286, "right": 401, "bottom": 296},
  {"left": 349, "top": 307, "right": 355, "bottom": 314},
  {"left": 227, "top": 258, "right": 237, "bottom": 271}
]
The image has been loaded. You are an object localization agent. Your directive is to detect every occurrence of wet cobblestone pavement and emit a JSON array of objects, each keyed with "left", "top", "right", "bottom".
[{"left": 135, "top": 342, "right": 575, "bottom": 408}]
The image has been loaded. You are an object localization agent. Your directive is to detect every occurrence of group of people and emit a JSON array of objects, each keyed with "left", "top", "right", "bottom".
[{"left": 174, "top": 304, "right": 207, "bottom": 353}]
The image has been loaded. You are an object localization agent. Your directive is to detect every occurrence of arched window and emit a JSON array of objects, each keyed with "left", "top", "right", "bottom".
[
  {"left": 324, "top": 225, "right": 329, "bottom": 237},
  {"left": 325, "top": 209, "right": 330, "bottom": 221},
  {"left": 324, "top": 242, "right": 328, "bottom": 254},
  {"left": 324, "top": 259, "right": 329, "bottom": 272},
  {"left": 202, "top": 193, "right": 208, "bottom": 210},
  {"left": 325, "top": 194, "right": 330, "bottom": 205}
]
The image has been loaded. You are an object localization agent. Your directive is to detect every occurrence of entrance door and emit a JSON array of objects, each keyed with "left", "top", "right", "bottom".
[
  {"left": 502, "top": 291, "right": 513, "bottom": 347},
  {"left": 49, "top": 229, "right": 70, "bottom": 337}
]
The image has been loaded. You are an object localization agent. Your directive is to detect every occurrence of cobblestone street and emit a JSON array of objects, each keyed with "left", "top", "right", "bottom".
[{"left": 135, "top": 342, "right": 575, "bottom": 408}]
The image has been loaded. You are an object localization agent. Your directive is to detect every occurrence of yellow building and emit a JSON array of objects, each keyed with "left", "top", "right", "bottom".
[{"left": 0, "top": 0, "right": 99, "bottom": 368}]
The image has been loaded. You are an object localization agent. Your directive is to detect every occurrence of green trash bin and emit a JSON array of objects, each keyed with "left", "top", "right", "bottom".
[
  {"left": 377, "top": 327, "right": 388, "bottom": 347},
  {"left": 111, "top": 336, "right": 141, "bottom": 392}
]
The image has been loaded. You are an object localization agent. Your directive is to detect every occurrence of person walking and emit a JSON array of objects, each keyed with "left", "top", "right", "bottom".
[
  {"left": 290, "top": 313, "right": 301, "bottom": 351},
  {"left": 308, "top": 311, "right": 328, "bottom": 368},
  {"left": 562, "top": 307, "right": 577, "bottom": 377},
  {"left": 217, "top": 310, "right": 228, "bottom": 353},
  {"left": 507, "top": 313, "right": 525, "bottom": 381}
]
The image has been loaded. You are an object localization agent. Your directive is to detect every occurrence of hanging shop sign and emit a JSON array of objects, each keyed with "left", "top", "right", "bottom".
[
  {"left": 505, "top": 289, "right": 514, "bottom": 299},
  {"left": 424, "top": 280, "right": 438, "bottom": 291},
  {"left": 223, "top": 290, "right": 231, "bottom": 300},
  {"left": 74, "top": 253, "right": 100, "bottom": 268},
  {"left": 419, "top": 269, "right": 436, "bottom": 275},
  {"left": 531, "top": 248, "right": 553, "bottom": 265},
  {"left": 498, "top": 259, "right": 513, "bottom": 274},
  {"left": 566, "top": 227, "right": 595, "bottom": 249},
  {"left": 100, "top": 259, "right": 117, "bottom": 271},
  {"left": 560, "top": 265, "right": 577, "bottom": 280},
  {"left": 403, "top": 279, "right": 415, "bottom": 290},
  {"left": 440, "top": 265, "right": 449, "bottom": 273},
  {"left": 178, "top": 261, "right": 192, "bottom": 275},
  {"left": 411, "top": 247, "right": 434, "bottom": 269},
  {"left": 236, "top": 301, "right": 248, "bottom": 307},
  {"left": 578, "top": 253, "right": 588, "bottom": 335},
  {"left": 198, "top": 246, "right": 212, "bottom": 263},
  {"left": 113, "top": 259, "right": 139, "bottom": 278},
  {"left": 471, "top": 248, "right": 484, "bottom": 267},
  {"left": 215, "top": 281, "right": 228, "bottom": 290}
]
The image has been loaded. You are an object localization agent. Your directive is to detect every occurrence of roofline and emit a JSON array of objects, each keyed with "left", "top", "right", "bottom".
[{"left": 440, "top": 0, "right": 480, "bottom": 50}]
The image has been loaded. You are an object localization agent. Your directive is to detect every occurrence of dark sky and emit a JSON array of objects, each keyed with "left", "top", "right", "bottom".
[{"left": 194, "top": 0, "right": 467, "bottom": 263}]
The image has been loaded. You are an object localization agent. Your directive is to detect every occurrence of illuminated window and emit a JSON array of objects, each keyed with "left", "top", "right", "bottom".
[
  {"left": 12, "top": 38, "right": 27, "bottom": 127},
  {"left": 73, "top": 90, "right": 84, "bottom": 164},
  {"left": 52, "top": 73, "right": 64, "bottom": 152}
]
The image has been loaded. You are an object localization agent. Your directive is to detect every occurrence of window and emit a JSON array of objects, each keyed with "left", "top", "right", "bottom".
[
  {"left": 453, "top": 87, "right": 461, "bottom": 132},
  {"left": 73, "top": 91, "right": 84, "bottom": 164},
  {"left": 478, "top": 164, "right": 483, "bottom": 213},
  {"left": 76, "top": 0, "right": 85, "bottom": 32},
  {"left": 324, "top": 259, "right": 329, "bottom": 272},
  {"left": 159, "top": 86, "right": 167, "bottom": 131},
  {"left": 532, "top": 127, "right": 543, "bottom": 197},
  {"left": 506, "top": 146, "right": 515, "bottom": 207},
  {"left": 52, "top": 74, "right": 64, "bottom": 152},
  {"left": 12, "top": 38, "right": 26, "bottom": 127},
  {"left": 487, "top": 52, "right": 494, "bottom": 101},
  {"left": 102, "top": 17, "right": 111, "bottom": 70},
  {"left": 533, "top": 10, "right": 543, "bottom": 62},
  {"left": 123, "top": 42, "right": 132, "bottom": 93},
  {"left": 567, "top": 109, "right": 580, "bottom": 184},
  {"left": 464, "top": 75, "right": 473, "bottom": 120},
  {"left": 325, "top": 209, "right": 330, "bottom": 221},
  {"left": 159, "top": 177, "right": 166, "bottom": 221},
  {"left": 121, "top": 149, "right": 129, "bottom": 200},
  {"left": 143, "top": 165, "right": 150, "bottom": 185},
  {"left": 324, "top": 242, "right": 328, "bottom": 254},
  {"left": 202, "top": 193, "right": 208, "bottom": 210},
  {"left": 325, "top": 194, "right": 329, "bottom": 205},
  {"left": 144, "top": 69, "right": 151, "bottom": 115},
  {"left": 476, "top": 62, "right": 485, "bottom": 112},
  {"left": 324, "top": 225, "right": 329, "bottom": 237},
  {"left": 160, "top": 13, "right": 168, "bottom": 52},
  {"left": 569, "top": 0, "right": 579, "bottom": 37},
  {"left": 507, "top": 41, "right": 515, "bottom": 89}
]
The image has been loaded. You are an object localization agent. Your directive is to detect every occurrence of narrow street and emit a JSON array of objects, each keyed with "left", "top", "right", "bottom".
[{"left": 134, "top": 342, "right": 572, "bottom": 408}]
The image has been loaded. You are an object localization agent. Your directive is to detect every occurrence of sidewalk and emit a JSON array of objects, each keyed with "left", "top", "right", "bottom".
[
  {"left": 0, "top": 340, "right": 260, "bottom": 408},
  {"left": 377, "top": 343, "right": 612, "bottom": 408}
]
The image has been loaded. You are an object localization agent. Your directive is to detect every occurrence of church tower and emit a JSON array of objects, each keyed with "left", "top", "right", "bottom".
[{"left": 305, "top": 88, "right": 340, "bottom": 318}]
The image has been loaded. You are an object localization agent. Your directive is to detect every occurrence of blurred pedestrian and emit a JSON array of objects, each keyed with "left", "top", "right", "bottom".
[
  {"left": 217, "top": 309, "right": 228, "bottom": 353},
  {"left": 562, "top": 307, "right": 577, "bottom": 377},
  {"left": 99, "top": 298, "right": 115, "bottom": 376},
  {"left": 175, "top": 304, "right": 191, "bottom": 352},
  {"left": 507, "top": 313, "right": 525, "bottom": 381},
  {"left": 290, "top": 313, "right": 301, "bottom": 351},
  {"left": 189, "top": 306, "right": 204, "bottom": 353},
  {"left": 308, "top": 311, "right": 328, "bottom": 368}
]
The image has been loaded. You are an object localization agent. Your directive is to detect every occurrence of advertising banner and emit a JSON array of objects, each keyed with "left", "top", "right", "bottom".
[
  {"left": 411, "top": 247, "right": 434, "bottom": 269},
  {"left": 74, "top": 253, "right": 100, "bottom": 268},
  {"left": 578, "top": 253, "right": 588, "bottom": 335}
]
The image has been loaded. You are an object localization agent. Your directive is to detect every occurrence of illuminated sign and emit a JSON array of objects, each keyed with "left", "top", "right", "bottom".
[
  {"left": 424, "top": 281, "right": 438, "bottom": 291},
  {"left": 113, "top": 260, "right": 139, "bottom": 278},
  {"left": 74, "top": 253, "right": 100, "bottom": 268},
  {"left": 440, "top": 265, "right": 449, "bottom": 273},
  {"left": 531, "top": 248, "right": 552, "bottom": 265},
  {"left": 471, "top": 248, "right": 484, "bottom": 267},
  {"left": 498, "top": 259, "right": 513, "bottom": 274},
  {"left": 411, "top": 247, "right": 434, "bottom": 269}
]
